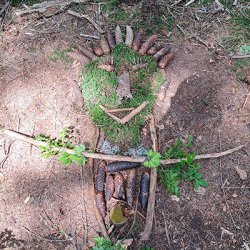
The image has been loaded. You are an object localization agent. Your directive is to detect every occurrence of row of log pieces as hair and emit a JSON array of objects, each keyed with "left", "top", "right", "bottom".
[
  {"left": 95, "top": 160, "right": 149, "bottom": 226},
  {"left": 66, "top": 25, "right": 174, "bottom": 71}
]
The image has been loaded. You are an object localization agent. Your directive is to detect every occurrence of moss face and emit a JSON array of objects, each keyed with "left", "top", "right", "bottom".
[{"left": 81, "top": 44, "right": 160, "bottom": 147}]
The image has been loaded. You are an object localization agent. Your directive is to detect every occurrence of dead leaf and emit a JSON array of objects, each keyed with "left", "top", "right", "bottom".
[
  {"left": 232, "top": 193, "right": 238, "bottom": 198},
  {"left": 171, "top": 195, "right": 180, "bottom": 202},
  {"left": 234, "top": 166, "right": 247, "bottom": 180},
  {"left": 222, "top": 204, "right": 226, "bottom": 212},
  {"left": 116, "top": 238, "right": 133, "bottom": 249},
  {"left": 195, "top": 186, "right": 206, "bottom": 195},
  {"left": 8, "top": 216, "right": 16, "bottom": 227},
  {"left": 243, "top": 242, "right": 250, "bottom": 250},
  {"left": 221, "top": 227, "right": 234, "bottom": 239}
]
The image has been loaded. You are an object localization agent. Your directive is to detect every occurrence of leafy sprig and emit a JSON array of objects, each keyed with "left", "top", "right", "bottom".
[
  {"left": 92, "top": 237, "right": 124, "bottom": 250},
  {"left": 143, "top": 134, "right": 208, "bottom": 195}
]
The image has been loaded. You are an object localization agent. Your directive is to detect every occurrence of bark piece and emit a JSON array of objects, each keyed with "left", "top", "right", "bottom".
[
  {"left": 95, "top": 191, "right": 106, "bottom": 218},
  {"left": 138, "top": 35, "right": 158, "bottom": 56},
  {"left": 90, "top": 42, "right": 103, "bottom": 56},
  {"left": 152, "top": 47, "right": 170, "bottom": 61},
  {"left": 71, "top": 80, "right": 84, "bottom": 107},
  {"left": 147, "top": 43, "right": 163, "bottom": 55},
  {"left": 66, "top": 52, "right": 90, "bottom": 64},
  {"left": 107, "top": 162, "right": 141, "bottom": 172},
  {"left": 114, "top": 173, "right": 125, "bottom": 199},
  {"left": 105, "top": 175, "right": 115, "bottom": 201},
  {"left": 98, "top": 64, "right": 115, "bottom": 72},
  {"left": 115, "top": 25, "right": 124, "bottom": 44},
  {"left": 140, "top": 172, "right": 149, "bottom": 209},
  {"left": 100, "top": 37, "right": 111, "bottom": 55},
  {"left": 107, "top": 29, "right": 116, "bottom": 50},
  {"left": 132, "top": 63, "right": 148, "bottom": 71},
  {"left": 125, "top": 25, "right": 133, "bottom": 47},
  {"left": 158, "top": 53, "right": 174, "bottom": 69},
  {"left": 132, "top": 29, "right": 143, "bottom": 51},
  {"left": 158, "top": 80, "right": 169, "bottom": 102},
  {"left": 116, "top": 72, "right": 133, "bottom": 105},
  {"left": 75, "top": 44, "right": 97, "bottom": 60},
  {"left": 95, "top": 160, "right": 106, "bottom": 193},
  {"left": 126, "top": 168, "right": 137, "bottom": 208}
]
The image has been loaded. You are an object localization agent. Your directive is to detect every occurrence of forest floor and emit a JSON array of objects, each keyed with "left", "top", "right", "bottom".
[{"left": 0, "top": 0, "right": 250, "bottom": 249}]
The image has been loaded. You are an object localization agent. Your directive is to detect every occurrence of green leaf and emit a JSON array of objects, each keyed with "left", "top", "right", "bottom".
[
  {"left": 146, "top": 150, "right": 155, "bottom": 158},
  {"left": 187, "top": 168, "right": 194, "bottom": 176},
  {"left": 181, "top": 172, "right": 186, "bottom": 180},
  {"left": 199, "top": 180, "right": 208, "bottom": 187},
  {"left": 58, "top": 156, "right": 65, "bottom": 161},
  {"left": 194, "top": 180, "right": 199, "bottom": 190},
  {"left": 187, "top": 176, "right": 193, "bottom": 181},
  {"left": 45, "top": 152, "right": 51, "bottom": 159},
  {"left": 143, "top": 160, "right": 150, "bottom": 168},
  {"left": 194, "top": 172, "right": 202, "bottom": 179},
  {"left": 149, "top": 158, "right": 160, "bottom": 168}
]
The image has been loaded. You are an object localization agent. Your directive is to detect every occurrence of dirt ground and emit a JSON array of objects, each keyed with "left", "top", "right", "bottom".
[{"left": 0, "top": 1, "right": 250, "bottom": 250}]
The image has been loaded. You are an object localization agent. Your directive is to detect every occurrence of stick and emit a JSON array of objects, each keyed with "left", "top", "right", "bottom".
[
  {"left": 241, "top": 91, "right": 250, "bottom": 110},
  {"left": 15, "top": 0, "right": 89, "bottom": 17},
  {"left": 231, "top": 55, "right": 250, "bottom": 59},
  {"left": 171, "top": 0, "right": 184, "bottom": 7},
  {"left": 105, "top": 107, "right": 135, "bottom": 113},
  {"left": 206, "top": 5, "right": 224, "bottom": 20},
  {"left": 185, "top": 0, "right": 195, "bottom": 6},
  {"left": 0, "top": 2, "right": 10, "bottom": 16},
  {"left": 120, "top": 101, "right": 149, "bottom": 124},
  {"left": 87, "top": 128, "right": 110, "bottom": 240},
  {"left": 140, "top": 116, "right": 158, "bottom": 241},
  {"left": 127, "top": 192, "right": 139, "bottom": 234},
  {"left": 162, "top": 210, "right": 171, "bottom": 248},
  {"left": 3, "top": 130, "right": 244, "bottom": 165},
  {"left": 68, "top": 10, "right": 104, "bottom": 34},
  {"left": 80, "top": 34, "right": 100, "bottom": 40},
  {"left": 99, "top": 105, "right": 122, "bottom": 124}
]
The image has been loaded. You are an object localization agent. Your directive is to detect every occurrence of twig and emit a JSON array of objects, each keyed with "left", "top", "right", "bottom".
[
  {"left": 231, "top": 55, "right": 250, "bottom": 59},
  {"left": 171, "top": 0, "right": 184, "bottom": 7},
  {"left": 3, "top": 130, "right": 244, "bottom": 165},
  {"left": 140, "top": 115, "right": 158, "bottom": 241},
  {"left": 20, "top": 225, "right": 80, "bottom": 242},
  {"left": 0, "top": 1, "right": 11, "bottom": 31},
  {"left": 128, "top": 193, "right": 139, "bottom": 233},
  {"left": 137, "top": 211, "right": 146, "bottom": 220},
  {"left": 104, "top": 107, "right": 135, "bottom": 113},
  {"left": 223, "top": 186, "right": 250, "bottom": 189},
  {"left": 99, "top": 105, "right": 122, "bottom": 124},
  {"left": 0, "top": 2, "right": 10, "bottom": 16},
  {"left": 233, "top": 0, "right": 238, "bottom": 6},
  {"left": 162, "top": 210, "right": 171, "bottom": 248},
  {"left": 87, "top": 128, "right": 110, "bottom": 240},
  {"left": 206, "top": 5, "right": 224, "bottom": 20},
  {"left": 68, "top": 10, "right": 104, "bottom": 34},
  {"left": 185, "top": 0, "right": 195, "bottom": 6},
  {"left": 6, "top": 71, "right": 28, "bottom": 84},
  {"left": 80, "top": 34, "right": 100, "bottom": 39},
  {"left": 241, "top": 91, "right": 250, "bottom": 110},
  {"left": 100, "top": 101, "right": 149, "bottom": 125},
  {"left": 218, "top": 132, "right": 240, "bottom": 229}
]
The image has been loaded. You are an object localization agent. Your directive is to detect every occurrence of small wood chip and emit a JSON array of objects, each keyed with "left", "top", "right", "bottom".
[{"left": 234, "top": 166, "right": 247, "bottom": 180}]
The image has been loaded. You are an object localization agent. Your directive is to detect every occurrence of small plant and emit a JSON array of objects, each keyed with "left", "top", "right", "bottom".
[
  {"left": 48, "top": 48, "right": 73, "bottom": 63},
  {"left": 142, "top": 247, "right": 154, "bottom": 250},
  {"left": 35, "top": 128, "right": 88, "bottom": 166},
  {"left": 28, "top": 47, "right": 36, "bottom": 53},
  {"left": 203, "top": 99, "right": 208, "bottom": 105},
  {"left": 239, "top": 44, "right": 250, "bottom": 54},
  {"left": 143, "top": 135, "right": 208, "bottom": 195},
  {"left": 92, "top": 237, "right": 124, "bottom": 250}
]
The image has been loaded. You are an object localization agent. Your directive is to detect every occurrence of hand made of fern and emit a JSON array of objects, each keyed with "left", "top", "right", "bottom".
[{"left": 143, "top": 134, "right": 208, "bottom": 195}]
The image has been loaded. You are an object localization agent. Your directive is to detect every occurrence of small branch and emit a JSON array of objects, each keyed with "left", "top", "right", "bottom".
[
  {"left": 104, "top": 107, "right": 134, "bottom": 113},
  {"left": 80, "top": 34, "right": 100, "bottom": 40},
  {"left": 0, "top": 2, "right": 10, "bottom": 16},
  {"left": 231, "top": 55, "right": 250, "bottom": 59},
  {"left": 3, "top": 130, "right": 244, "bottom": 165},
  {"left": 171, "top": 0, "right": 184, "bottom": 7},
  {"left": 140, "top": 115, "right": 158, "bottom": 241},
  {"left": 241, "top": 91, "right": 250, "bottom": 110},
  {"left": 120, "top": 101, "right": 149, "bottom": 124},
  {"left": 128, "top": 193, "right": 139, "bottom": 234},
  {"left": 99, "top": 105, "right": 122, "bottom": 124},
  {"left": 162, "top": 210, "right": 171, "bottom": 248},
  {"left": 206, "top": 5, "right": 224, "bottom": 20},
  {"left": 68, "top": 10, "right": 104, "bottom": 34},
  {"left": 185, "top": 0, "right": 195, "bottom": 6}
]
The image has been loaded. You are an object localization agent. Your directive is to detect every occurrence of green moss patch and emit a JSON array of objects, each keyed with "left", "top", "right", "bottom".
[{"left": 80, "top": 44, "right": 161, "bottom": 147}]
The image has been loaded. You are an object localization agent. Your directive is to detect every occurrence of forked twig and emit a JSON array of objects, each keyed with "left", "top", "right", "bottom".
[{"left": 162, "top": 210, "right": 171, "bottom": 248}]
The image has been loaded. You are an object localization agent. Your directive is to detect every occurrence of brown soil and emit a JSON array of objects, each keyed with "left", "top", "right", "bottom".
[{"left": 0, "top": 3, "right": 250, "bottom": 250}]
